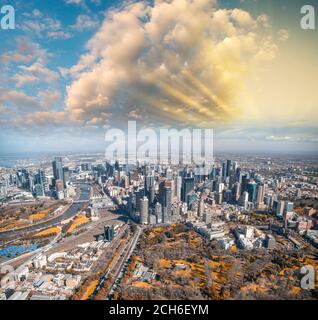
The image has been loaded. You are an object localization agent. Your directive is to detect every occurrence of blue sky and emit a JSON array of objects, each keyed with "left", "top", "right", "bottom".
[{"left": 0, "top": 0, "right": 317, "bottom": 155}]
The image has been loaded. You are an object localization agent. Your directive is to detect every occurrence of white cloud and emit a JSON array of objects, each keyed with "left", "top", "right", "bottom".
[
  {"left": 65, "top": 0, "right": 279, "bottom": 127},
  {"left": 72, "top": 15, "right": 99, "bottom": 31},
  {"left": 266, "top": 135, "right": 292, "bottom": 141},
  {"left": 47, "top": 31, "right": 72, "bottom": 40},
  {"left": 38, "top": 90, "right": 61, "bottom": 109},
  {"left": 65, "top": 0, "right": 83, "bottom": 4},
  {"left": 0, "top": 38, "right": 48, "bottom": 65},
  {"left": 277, "top": 29, "right": 289, "bottom": 42},
  {"left": 14, "top": 63, "right": 59, "bottom": 87},
  {"left": 0, "top": 88, "right": 61, "bottom": 111}
]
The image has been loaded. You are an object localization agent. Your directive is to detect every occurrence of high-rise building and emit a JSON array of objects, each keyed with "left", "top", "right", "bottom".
[
  {"left": 166, "top": 168, "right": 173, "bottom": 180},
  {"left": 181, "top": 177, "right": 194, "bottom": 202},
  {"left": 174, "top": 176, "right": 182, "bottom": 201},
  {"left": 216, "top": 182, "right": 225, "bottom": 193},
  {"left": 52, "top": 157, "right": 64, "bottom": 188},
  {"left": 140, "top": 196, "right": 149, "bottom": 224},
  {"left": 232, "top": 182, "right": 241, "bottom": 203},
  {"left": 276, "top": 201, "right": 285, "bottom": 217},
  {"left": 256, "top": 184, "right": 265, "bottom": 206},
  {"left": 247, "top": 182, "right": 257, "bottom": 203},
  {"left": 240, "top": 191, "right": 249, "bottom": 207},
  {"left": 135, "top": 188, "right": 144, "bottom": 213},
  {"left": 145, "top": 175, "right": 155, "bottom": 205},
  {"left": 114, "top": 160, "right": 120, "bottom": 171},
  {"left": 222, "top": 162, "right": 227, "bottom": 180},
  {"left": 226, "top": 160, "right": 232, "bottom": 178},
  {"left": 265, "top": 234, "right": 276, "bottom": 249},
  {"left": 285, "top": 202, "right": 294, "bottom": 213},
  {"left": 155, "top": 202, "right": 162, "bottom": 224},
  {"left": 62, "top": 167, "right": 70, "bottom": 187},
  {"left": 104, "top": 225, "right": 115, "bottom": 241},
  {"left": 162, "top": 186, "right": 172, "bottom": 223},
  {"left": 34, "top": 170, "right": 46, "bottom": 196},
  {"left": 241, "top": 174, "right": 249, "bottom": 194},
  {"left": 34, "top": 184, "right": 44, "bottom": 197},
  {"left": 165, "top": 179, "right": 174, "bottom": 203},
  {"left": 81, "top": 163, "right": 90, "bottom": 171},
  {"left": 55, "top": 179, "right": 64, "bottom": 199}
]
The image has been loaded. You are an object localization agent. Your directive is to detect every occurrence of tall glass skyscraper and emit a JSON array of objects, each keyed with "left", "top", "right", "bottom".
[{"left": 52, "top": 157, "right": 63, "bottom": 183}]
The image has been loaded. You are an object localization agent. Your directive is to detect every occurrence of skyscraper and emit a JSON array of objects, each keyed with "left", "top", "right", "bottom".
[
  {"left": 256, "top": 184, "right": 265, "bottom": 206},
  {"left": 181, "top": 177, "right": 194, "bottom": 202},
  {"left": 155, "top": 202, "right": 162, "bottom": 224},
  {"left": 276, "top": 201, "right": 285, "bottom": 217},
  {"left": 226, "top": 160, "right": 232, "bottom": 178},
  {"left": 162, "top": 186, "right": 172, "bottom": 223},
  {"left": 140, "top": 196, "right": 149, "bottom": 224},
  {"left": 145, "top": 175, "right": 155, "bottom": 205},
  {"left": 247, "top": 182, "right": 257, "bottom": 203},
  {"left": 62, "top": 167, "right": 70, "bottom": 187},
  {"left": 222, "top": 162, "right": 227, "bottom": 180},
  {"left": 135, "top": 188, "right": 144, "bottom": 213},
  {"left": 104, "top": 225, "right": 115, "bottom": 241},
  {"left": 174, "top": 175, "right": 182, "bottom": 201},
  {"left": 232, "top": 182, "right": 241, "bottom": 203},
  {"left": 52, "top": 157, "right": 64, "bottom": 185}
]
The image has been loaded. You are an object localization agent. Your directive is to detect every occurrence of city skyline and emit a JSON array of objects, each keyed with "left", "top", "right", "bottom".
[
  {"left": 0, "top": 152, "right": 317, "bottom": 301},
  {"left": 0, "top": 0, "right": 317, "bottom": 154}
]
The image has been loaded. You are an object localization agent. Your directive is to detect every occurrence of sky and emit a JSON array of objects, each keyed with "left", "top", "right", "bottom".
[{"left": 0, "top": 0, "right": 317, "bottom": 155}]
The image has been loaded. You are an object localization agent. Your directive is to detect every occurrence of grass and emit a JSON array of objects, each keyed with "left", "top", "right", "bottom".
[
  {"left": 67, "top": 214, "right": 90, "bottom": 234},
  {"left": 133, "top": 281, "right": 154, "bottom": 289},
  {"left": 35, "top": 227, "right": 61, "bottom": 237},
  {"left": 80, "top": 280, "right": 99, "bottom": 300},
  {"left": 28, "top": 209, "right": 50, "bottom": 221},
  {"left": 159, "top": 259, "right": 171, "bottom": 268}
]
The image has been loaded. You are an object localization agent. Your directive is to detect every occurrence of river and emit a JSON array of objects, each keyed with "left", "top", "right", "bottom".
[{"left": 0, "top": 183, "right": 90, "bottom": 240}]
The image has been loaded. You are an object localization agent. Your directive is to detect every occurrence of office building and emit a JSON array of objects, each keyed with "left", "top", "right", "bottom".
[{"left": 140, "top": 196, "right": 149, "bottom": 224}]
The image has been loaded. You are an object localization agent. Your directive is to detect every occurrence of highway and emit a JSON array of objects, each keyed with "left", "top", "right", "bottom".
[
  {"left": 106, "top": 225, "right": 142, "bottom": 299},
  {"left": 89, "top": 225, "right": 142, "bottom": 300}
]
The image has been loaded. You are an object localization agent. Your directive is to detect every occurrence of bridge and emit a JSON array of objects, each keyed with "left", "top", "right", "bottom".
[{"left": 73, "top": 199, "right": 90, "bottom": 204}]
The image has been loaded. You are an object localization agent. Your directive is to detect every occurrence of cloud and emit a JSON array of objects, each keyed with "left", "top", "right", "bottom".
[
  {"left": 0, "top": 38, "right": 48, "bottom": 65},
  {"left": 23, "top": 111, "right": 66, "bottom": 127},
  {"left": 266, "top": 135, "right": 292, "bottom": 141},
  {"left": 47, "top": 31, "right": 72, "bottom": 40},
  {"left": 19, "top": 9, "right": 69, "bottom": 40},
  {"left": 0, "top": 89, "right": 40, "bottom": 110},
  {"left": 277, "top": 29, "right": 289, "bottom": 42},
  {"left": 72, "top": 14, "right": 99, "bottom": 31},
  {"left": 65, "top": 0, "right": 83, "bottom": 4},
  {"left": 14, "top": 62, "right": 59, "bottom": 87},
  {"left": 0, "top": 89, "right": 61, "bottom": 112},
  {"left": 37, "top": 90, "right": 61, "bottom": 109},
  {"left": 65, "top": 0, "right": 101, "bottom": 5},
  {"left": 65, "top": 0, "right": 279, "bottom": 127}
]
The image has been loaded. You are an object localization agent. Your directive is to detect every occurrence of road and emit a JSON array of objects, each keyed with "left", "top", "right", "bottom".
[
  {"left": 89, "top": 225, "right": 142, "bottom": 300},
  {"left": 106, "top": 225, "right": 142, "bottom": 299}
]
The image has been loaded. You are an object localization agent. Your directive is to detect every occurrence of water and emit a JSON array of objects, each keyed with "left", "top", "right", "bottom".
[
  {"left": 0, "top": 183, "right": 90, "bottom": 239},
  {"left": 0, "top": 161, "right": 16, "bottom": 168},
  {"left": 0, "top": 244, "right": 38, "bottom": 258}
]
